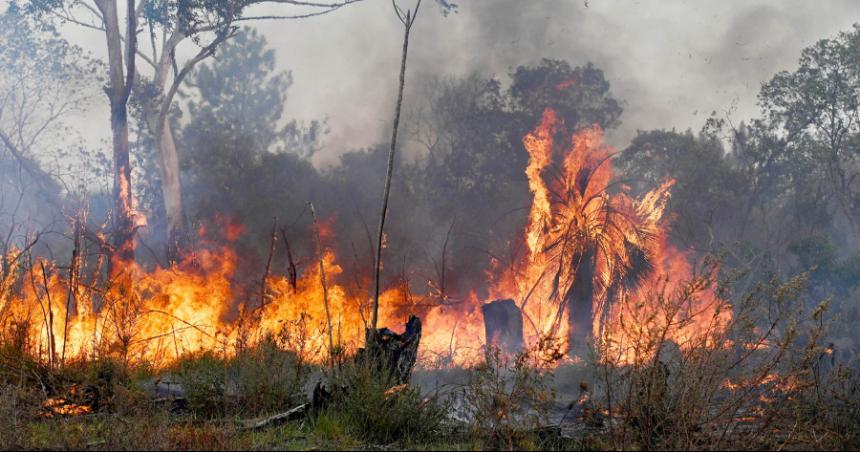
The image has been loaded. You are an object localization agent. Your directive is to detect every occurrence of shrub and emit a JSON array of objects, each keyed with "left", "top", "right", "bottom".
[
  {"left": 0, "top": 384, "right": 42, "bottom": 449},
  {"left": 461, "top": 347, "right": 557, "bottom": 450},
  {"left": 175, "top": 351, "right": 228, "bottom": 418},
  {"left": 227, "top": 333, "right": 309, "bottom": 415},
  {"left": 175, "top": 331, "right": 310, "bottom": 419},
  {"left": 313, "top": 361, "right": 448, "bottom": 445},
  {"left": 584, "top": 261, "right": 860, "bottom": 450}
]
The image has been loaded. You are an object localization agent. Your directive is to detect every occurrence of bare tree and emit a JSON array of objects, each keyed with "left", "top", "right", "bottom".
[
  {"left": 371, "top": 0, "right": 421, "bottom": 332},
  {"left": 0, "top": 10, "right": 94, "bottom": 256},
  {"left": 310, "top": 202, "right": 335, "bottom": 367},
  {"left": 91, "top": 0, "right": 139, "bottom": 269}
]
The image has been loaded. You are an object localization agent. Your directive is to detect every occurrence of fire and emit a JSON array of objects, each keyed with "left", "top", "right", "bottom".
[
  {"left": 486, "top": 108, "right": 731, "bottom": 364},
  {"left": 0, "top": 221, "right": 469, "bottom": 367},
  {"left": 41, "top": 397, "right": 93, "bottom": 417},
  {"left": 0, "top": 108, "right": 730, "bottom": 369}
]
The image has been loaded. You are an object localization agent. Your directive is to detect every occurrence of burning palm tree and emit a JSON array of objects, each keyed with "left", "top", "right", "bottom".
[{"left": 505, "top": 109, "right": 673, "bottom": 357}]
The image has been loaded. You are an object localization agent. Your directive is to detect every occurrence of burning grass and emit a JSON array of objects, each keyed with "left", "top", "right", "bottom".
[{"left": 0, "top": 266, "right": 858, "bottom": 450}]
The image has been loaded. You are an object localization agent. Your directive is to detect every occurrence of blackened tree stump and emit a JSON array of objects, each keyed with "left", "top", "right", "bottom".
[
  {"left": 359, "top": 314, "right": 422, "bottom": 385},
  {"left": 482, "top": 299, "right": 524, "bottom": 355},
  {"left": 313, "top": 315, "right": 422, "bottom": 412}
]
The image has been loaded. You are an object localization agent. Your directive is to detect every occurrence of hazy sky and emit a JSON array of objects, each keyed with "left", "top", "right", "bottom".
[{"left": 39, "top": 0, "right": 860, "bottom": 165}]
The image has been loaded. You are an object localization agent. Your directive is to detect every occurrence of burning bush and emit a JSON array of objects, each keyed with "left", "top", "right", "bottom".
[{"left": 578, "top": 265, "right": 857, "bottom": 449}]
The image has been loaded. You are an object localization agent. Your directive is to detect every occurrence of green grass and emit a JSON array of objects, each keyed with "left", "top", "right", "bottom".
[{"left": 0, "top": 410, "right": 471, "bottom": 450}]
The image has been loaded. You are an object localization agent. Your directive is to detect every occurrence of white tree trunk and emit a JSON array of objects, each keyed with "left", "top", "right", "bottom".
[
  {"left": 143, "top": 33, "right": 187, "bottom": 253},
  {"left": 147, "top": 111, "right": 185, "bottom": 249}
]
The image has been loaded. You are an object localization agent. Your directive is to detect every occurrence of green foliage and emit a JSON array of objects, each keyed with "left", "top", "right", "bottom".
[
  {"left": 619, "top": 129, "right": 745, "bottom": 244},
  {"left": 314, "top": 362, "right": 448, "bottom": 445},
  {"left": 174, "top": 335, "right": 309, "bottom": 419},
  {"left": 616, "top": 26, "right": 860, "bottom": 336},
  {"left": 179, "top": 27, "right": 324, "bottom": 264},
  {"left": 790, "top": 234, "right": 838, "bottom": 272},
  {"left": 228, "top": 334, "right": 309, "bottom": 415},
  {"left": 185, "top": 27, "right": 322, "bottom": 158},
  {"left": 175, "top": 351, "right": 228, "bottom": 418},
  {"left": 509, "top": 59, "right": 623, "bottom": 131},
  {"left": 788, "top": 234, "right": 860, "bottom": 297},
  {"left": 0, "top": 321, "right": 44, "bottom": 386},
  {"left": 757, "top": 24, "right": 860, "bottom": 237}
]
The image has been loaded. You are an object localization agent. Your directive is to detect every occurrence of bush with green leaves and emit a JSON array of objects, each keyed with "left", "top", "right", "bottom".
[
  {"left": 313, "top": 362, "right": 448, "bottom": 445},
  {"left": 174, "top": 332, "right": 310, "bottom": 419},
  {"left": 175, "top": 351, "right": 228, "bottom": 418}
]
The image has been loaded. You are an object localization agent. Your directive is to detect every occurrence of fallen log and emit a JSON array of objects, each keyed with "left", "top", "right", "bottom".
[{"left": 240, "top": 403, "right": 308, "bottom": 430}]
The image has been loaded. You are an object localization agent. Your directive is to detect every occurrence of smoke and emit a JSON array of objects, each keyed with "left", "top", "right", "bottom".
[
  {"left": 7, "top": 0, "right": 860, "bottom": 291},
  {"left": 243, "top": 0, "right": 860, "bottom": 163},
  {"left": 35, "top": 1, "right": 860, "bottom": 166}
]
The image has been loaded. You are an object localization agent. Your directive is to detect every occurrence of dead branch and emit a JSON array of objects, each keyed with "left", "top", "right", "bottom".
[
  {"left": 240, "top": 403, "right": 308, "bottom": 430},
  {"left": 280, "top": 227, "right": 298, "bottom": 293},
  {"left": 261, "top": 216, "right": 278, "bottom": 306},
  {"left": 309, "top": 202, "right": 335, "bottom": 367}
]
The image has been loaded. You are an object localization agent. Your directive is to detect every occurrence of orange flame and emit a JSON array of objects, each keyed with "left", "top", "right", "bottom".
[{"left": 486, "top": 108, "right": 731, "bottom": 364}]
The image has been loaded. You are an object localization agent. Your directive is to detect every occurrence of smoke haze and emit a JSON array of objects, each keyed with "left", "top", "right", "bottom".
[{"left": 45, "top": 0, "right": 860, "bottom": 165}]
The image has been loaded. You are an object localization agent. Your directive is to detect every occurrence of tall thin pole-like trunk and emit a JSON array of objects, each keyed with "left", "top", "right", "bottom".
[
  {"left": 142, "top": 31, "right": 192, "bottom": 259},
  {"left": 310, "top": 203, "right": 335, "bottom": 367},
  {"left": 110, "top": 101, "right": 134, "bottom": 265},
  {"left": 148, "top": 113, "right": 186, "bottom": 258},
  {"left": 371, "top": 0, "right": 421, "bottom": 333}
]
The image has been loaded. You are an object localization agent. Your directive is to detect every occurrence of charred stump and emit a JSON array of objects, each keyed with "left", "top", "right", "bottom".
[
  {"left": 359, "top": 314, "right": 422, "bottom": 385},
  {"left": 312, "top": 315, "right": 422, "bottom": 411},
  {"left": 482, "top": 299, "right": 524, "bottom": 356}
]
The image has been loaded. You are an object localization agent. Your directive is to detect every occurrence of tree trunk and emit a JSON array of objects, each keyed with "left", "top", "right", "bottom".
[
  {"left": 372, "top": 1, "right": 421, "bottom": 331},
  {"left": 96, "top": 0, "right": 136, "bottom": 271},
  {"left": 110, "top": 103, "right": 134, "bottom": 265},
  {"left": 146, "top": 111, "right": 186, "bottom": 257},
  {"left": 159, "top": 121, "right": 186, "bottom": 255},
  {"left": 360, "top": 315, "right": 422, "bottom": 385},
  {"left": 141, "top": 32, "right": 189, "bottom": 258},
  {"left": 482, "top": 299, "right": 524, "bottom": 356},
  {"left": 567, "top": 250, "right": 596, "bottom": 357},
  {"left": 313, "top": 316, "right": 422, "bottom": 412}
]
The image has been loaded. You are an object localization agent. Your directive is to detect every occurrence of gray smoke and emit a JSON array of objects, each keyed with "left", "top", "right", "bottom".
[
  {"left": 35, "top": 1, "right": 860, "bottom": 169},
  {"left": 242, "top": 0, "right": 860, "bottom": 163}
]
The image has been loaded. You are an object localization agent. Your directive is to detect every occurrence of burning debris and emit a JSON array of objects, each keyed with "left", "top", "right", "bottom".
[{"left": 39, "top": 384, "right": 98, "bottom": 418}]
